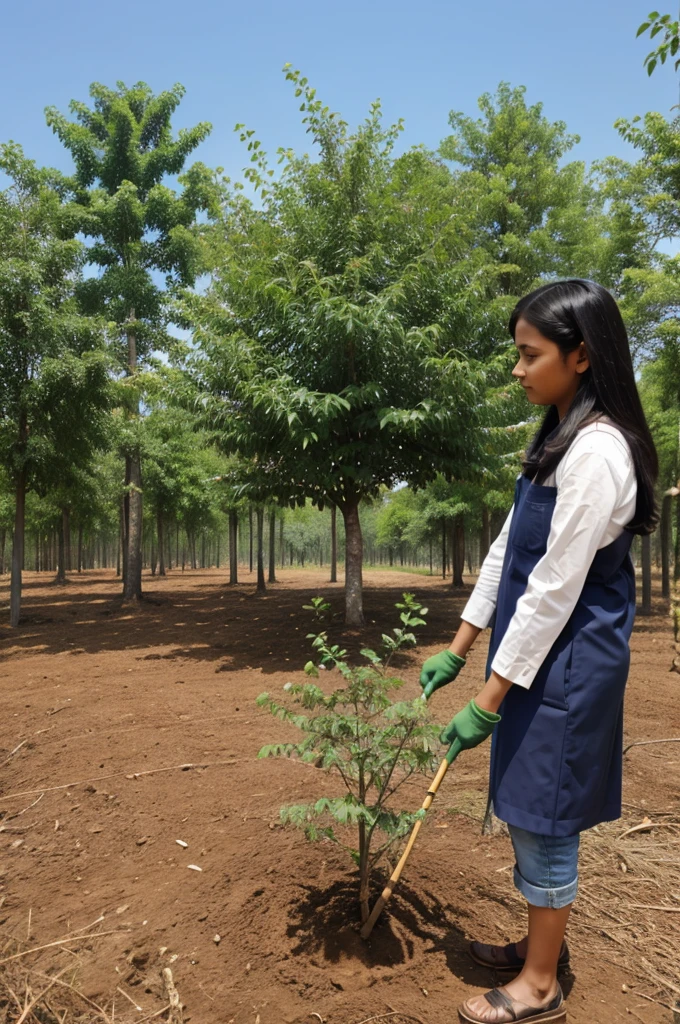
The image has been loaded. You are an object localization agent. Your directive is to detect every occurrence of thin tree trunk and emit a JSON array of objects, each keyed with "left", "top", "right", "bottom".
[
  {"left": 330, "top": 504, "right": 337, "bottom": 583},
  {"left": 268, "top": 509, "right": 277, "bottom": 583},
  {"left": 0, "top": 529, "right": 5, "bottom": 574},
  {"left": 10, "top": 468, "right": 26, "bottom": 627},
  {"left": 256, "top": 506, "right": 266, "bottom": 593},
  {"left": 279, "top": 516, "right": 284, "bottom": 569},
  {"left": 157, "top": 512, "right": 166, "bottom": 576},
  {"left": 55, "top": 510, "right": 67, "bottom": 584},
  {"left": 661, "top": 493, "right": 672, "bottom": 599},
  {"left": 64, "top": 508, "right": 71, "bottom": 571},
  {"left": 249, "top": 506, "right": 254, "bottom": 573},
  {"left": 229, "top": 510, "right": 238, "bottom": 584},
  {"left": 78, "top": 526, "right": 83, "bottom": 573},
  {"left": 341, "top": 498, "right": 364, "bottom": 625},
  {"left": 441, "top": 518, "right": 446, "bottom": 579},
  {"left": 123, "top": 454, "right": 143, "bottom": 601},
  {"left": 641, "top": 533, "right": 652, "bottom": 616}
]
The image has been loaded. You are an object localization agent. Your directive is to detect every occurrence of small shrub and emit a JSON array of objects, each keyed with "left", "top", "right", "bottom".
[{"left": 257, "top": 592, "right": 440, "bottom": 924}]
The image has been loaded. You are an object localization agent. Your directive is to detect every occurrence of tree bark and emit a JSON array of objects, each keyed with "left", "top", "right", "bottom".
[
  {"left": 451, "top": 516, "right": 465, "bottom": 587},
  {"left": 10, "top": 468, "right": 26, "bottom": 627},
  {"left": 122, "top": 318, "right": 143, "bottom": 602},
  {"left": 0, "top": 529, "right": 5, "bottom": 574},
  {"left": 640, "top": 532, "right": 652, "bottom": 616},
  {"left": 279, "top": 516, "right": 284, "bottom": 569},
  {"left": 229, "top": 509, "right": 238, "bottom": 584},
  {"left": 268, "top": 509, "right": 277, "bottom": 583},
  {"left": 341, "top": 498, "right": 364, "bottom": 625},
  {"left": 249, "top": 505, "right": 254, "bottom": 573},
  {"left": 441, "top": 518, "right": 446, "bottom": 579},
  {"left": 55, "top": 510, "right": 67, "bottom": 584},
  {"left": 123, "top": 454, "right": 143, "bottom": 601},
  {"left": 256, "top": 506, "right": 266, "bottom": 592},
  {"left": 330, "top": 504, "right": 338, "bottom": 582},
  {"left": 157, "top": 512, "right": 166, "bottom": 576},
  {"left": 661, "top": 493, "right": 672, "bottom": 599}
]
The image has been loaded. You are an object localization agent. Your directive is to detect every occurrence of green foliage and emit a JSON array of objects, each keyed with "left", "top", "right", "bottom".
[
  {"left": 636, "top": 11, "right": 680, "bottom": 75},
  {"left": 0, "top": 143, "right": 112, "bottom": 490},
  {"left": 257, "top": 593, "right": 440, "bottom": 913},
  {"left": 45, "top": 80, "right": 218, "bottom": 368}
]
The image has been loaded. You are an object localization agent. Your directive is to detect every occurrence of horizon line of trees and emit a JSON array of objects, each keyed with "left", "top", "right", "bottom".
[{"left": 1, "top": 40, "right": 680, "bottom": 626}]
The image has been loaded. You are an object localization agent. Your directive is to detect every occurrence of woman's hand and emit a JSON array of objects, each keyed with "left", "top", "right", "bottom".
[
  {"left": 440, "top": 699, "right": 501, "bottom": 754},
  {"left": 419, "top": 650, "right": 466, "bottom": 699}
]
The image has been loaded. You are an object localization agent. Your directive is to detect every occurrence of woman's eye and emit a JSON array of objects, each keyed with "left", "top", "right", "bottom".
[{"left": 524, "top": 354, "right": 537, "bottom": 362}]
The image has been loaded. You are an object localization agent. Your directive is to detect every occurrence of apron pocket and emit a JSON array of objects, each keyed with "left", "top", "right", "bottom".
[{"left": 511, "top": 501, "right": 550, "bottom": 555}]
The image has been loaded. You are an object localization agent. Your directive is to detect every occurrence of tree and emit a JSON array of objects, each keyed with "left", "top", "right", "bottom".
[
  {"left": 257, "top": 593, "right": 439, "bottom": 925},
  {"left": 46, "top": 81, "right": 217, "bottom": 602},
  {"left": 0, "top": 144, "right": 111, "bottom": 625},
  {"left": 185, "top": 68, "right": 488, "bottom": 625}
]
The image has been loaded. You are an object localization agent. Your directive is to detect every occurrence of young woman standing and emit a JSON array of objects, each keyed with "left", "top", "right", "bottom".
[{"left": 419, "top": 279, "right": 659, "bottom": 1023}]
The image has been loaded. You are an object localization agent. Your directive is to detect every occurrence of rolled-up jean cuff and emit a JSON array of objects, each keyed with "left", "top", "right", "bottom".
[{"left": 513, "top": 865, "right": 578, "bottom": 909}]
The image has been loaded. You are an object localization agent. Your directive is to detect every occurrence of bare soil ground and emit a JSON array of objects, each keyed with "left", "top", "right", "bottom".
[{"left": 0, "top": 567, "right": 678, "bottom": 1024}]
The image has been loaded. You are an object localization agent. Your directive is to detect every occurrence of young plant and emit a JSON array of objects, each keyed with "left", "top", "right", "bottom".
[{"left": 257, "top": 592, "right": 442, "bottom": 925}]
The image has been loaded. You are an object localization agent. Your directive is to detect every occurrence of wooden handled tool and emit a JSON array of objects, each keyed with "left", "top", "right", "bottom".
[{"left": 360, "top": 736, "right": 462, "bottom": 940}]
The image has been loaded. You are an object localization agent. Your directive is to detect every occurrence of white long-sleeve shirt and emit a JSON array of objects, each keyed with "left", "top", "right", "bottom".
[{"left": 461, "top": 417, "right": 638, "bottom": 689}]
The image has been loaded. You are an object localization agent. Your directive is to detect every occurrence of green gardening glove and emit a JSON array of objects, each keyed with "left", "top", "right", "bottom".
[
  {"left": 419, "top": 649, "right": 466, "bottom": 700},
  {"left": 440, "top": 699, "right": 501, "bottom": 764}
]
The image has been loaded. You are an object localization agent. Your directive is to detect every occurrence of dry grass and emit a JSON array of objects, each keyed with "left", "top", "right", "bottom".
[{"left": 0, "top": 921, "right": 176, "bottom": 1024}]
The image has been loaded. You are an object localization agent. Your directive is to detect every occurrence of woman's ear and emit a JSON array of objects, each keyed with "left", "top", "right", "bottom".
[{"left": 576, "top": 342, "right": 590, "bottom": 374}]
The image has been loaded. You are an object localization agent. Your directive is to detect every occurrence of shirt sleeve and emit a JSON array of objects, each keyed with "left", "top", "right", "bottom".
[
  {"left": 490, "top": 450, "right": 624, "bottom": 689},
  {"left": 460, "top": 502, "right": 515, "bottom": 629}
]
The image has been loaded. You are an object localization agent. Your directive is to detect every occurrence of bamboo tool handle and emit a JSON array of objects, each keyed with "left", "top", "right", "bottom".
[{"left": 360, "top": 737, "right": 462, "bottom": 940}]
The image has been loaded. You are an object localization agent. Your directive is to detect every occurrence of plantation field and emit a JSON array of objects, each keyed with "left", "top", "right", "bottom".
[{"left": 0, "top": 568, "right": 678, "bottom": 1024}]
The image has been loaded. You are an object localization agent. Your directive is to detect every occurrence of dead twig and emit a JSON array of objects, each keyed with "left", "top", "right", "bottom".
[
  {"left": 623, "top": 737, "right": 680, "bottom": 755},
  {"left": 0, "top": 740, "right": 27, "bottom": 769},
  {"left": 0, "top": 929, "right": 129, "bottom": 965}
]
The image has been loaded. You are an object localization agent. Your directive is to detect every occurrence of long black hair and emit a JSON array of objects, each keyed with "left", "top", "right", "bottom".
[{"left": 509, "top": 278, "right": 658, "bottom": 535}]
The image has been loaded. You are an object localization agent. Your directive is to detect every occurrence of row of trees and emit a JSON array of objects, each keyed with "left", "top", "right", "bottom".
[{"left": 1, "top": 40, "right": 680, "bottom": 625}]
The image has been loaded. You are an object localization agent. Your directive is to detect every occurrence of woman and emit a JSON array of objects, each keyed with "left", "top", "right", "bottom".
[{"left": 420, "top": 279, "right": 659, "bottom": 1023}]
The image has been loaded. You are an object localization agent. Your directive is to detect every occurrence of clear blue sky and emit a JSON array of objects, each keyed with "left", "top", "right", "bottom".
[{"left": 1, "top": 0, "right": 678, "bottom": 186}]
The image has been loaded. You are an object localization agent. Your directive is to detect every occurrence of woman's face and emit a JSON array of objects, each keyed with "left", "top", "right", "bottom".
[{"left": 511, "top": 317, "right": 590, "bottom": 419}]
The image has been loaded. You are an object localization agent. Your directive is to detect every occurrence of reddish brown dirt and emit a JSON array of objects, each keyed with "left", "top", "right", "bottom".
[{"left": 0, "top": 567, "right": 678, "bottom": 1024}]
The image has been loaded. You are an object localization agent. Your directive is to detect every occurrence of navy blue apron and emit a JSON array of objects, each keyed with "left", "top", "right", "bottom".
[{"left": 485, "top": 473, "right": 636, "bottom": 837}]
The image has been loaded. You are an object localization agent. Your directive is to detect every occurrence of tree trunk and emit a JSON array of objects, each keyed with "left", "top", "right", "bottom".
[
  {"left": 330, "top": 504, "right": 338, "bottom": 583},
  {"left": 229, "top": 509, "right": 238, "bottom": 584},
  {"left": 441, "top": 518, "right": 446, "bottom": 578},
  {"left": 675, "top": 491, "right": 680, "bottom": 582},
  {"left": 64, "top": 508, "right": 71, "bottom": 571},
  {"left": 249, "top": 505, "right": 254, "bottom": 573},
  {"left": 0, "top": 529, "right": 5, "bottom": 574},
  {"left": 123, "top": 454, "right": 143, "bottom": 601},
  {"left": 123, "top": 318, "right": 143, "bottom": 602},
  {"left": 256, "top": 507, "right": 266, "bottom": 593},
  {"left": 341, "top": 498, "right": 364, "bottom": 625},
  {"left": 358, "top": 818, "right": 370, "bottom": 925},
  {"left": 268, "top": 509, "right": 277, "bottom": 583},
  {"left": 157, "top": 512, "right": 166, "bottom": 576},
  {"left": 661, "top": 493, "right": 672, "bottom": 599},
  {"left": 279, "top": 516, "right": 284, "bottom": 569},
  {"left": 10, "top": 468, "right": 26, "bottom": 627},
  {"left": 640, "top": 533, "right": 652, "bottom": 616},
  {"left": 77, "top": 525, "right": 83, "bottom": 573},
  {"left": 55, "top": 510, "right": 67, "bottom": 584},
  {"left": 451, "top": 515, "right": 465, "bottom": 588}
]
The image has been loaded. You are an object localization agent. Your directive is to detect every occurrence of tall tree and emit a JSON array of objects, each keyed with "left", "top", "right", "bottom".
[
  {"left": 0, "top": 144, "right": 111, "bottom": 625},
  {"left": 45, "top": 81, "right": 216, "bottom": 602},
  {"left": 185, "top": 68, "right": 488, "bottom": 624}
]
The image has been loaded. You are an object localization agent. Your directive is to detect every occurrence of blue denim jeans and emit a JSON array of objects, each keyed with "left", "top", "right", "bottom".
[{"left": 508, "top": 824, "right": 580, "bottom": 909}]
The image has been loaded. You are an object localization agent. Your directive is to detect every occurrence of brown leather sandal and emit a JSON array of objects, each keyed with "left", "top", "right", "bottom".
[
  {"left": 458, "top": 983, "right": 566, "bottom": 1023},
  {"left": 469, "top": 940, "right": 570, "bottom": 973}
]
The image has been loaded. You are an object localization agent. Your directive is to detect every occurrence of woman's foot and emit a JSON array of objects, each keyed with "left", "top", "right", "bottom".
[
  {"left": 459, "top": 979, "right": 565, "bottom": 1023},
  {"left": 469, "top": 937, "right": 569, "bottom": 973}
]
